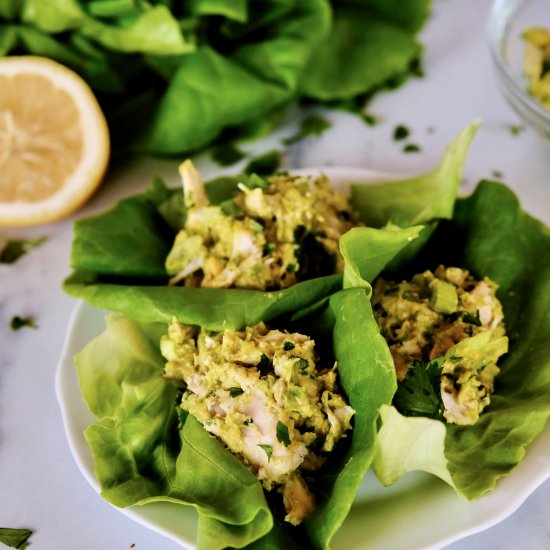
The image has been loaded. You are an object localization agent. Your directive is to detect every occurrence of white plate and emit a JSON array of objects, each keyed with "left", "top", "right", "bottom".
[{"left": 56, "top": 167, "right": 550, "bottom": 549}]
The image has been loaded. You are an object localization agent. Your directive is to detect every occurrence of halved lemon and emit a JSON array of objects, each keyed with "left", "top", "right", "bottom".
[{"left": 0, "top": 56, "right": 110, "bottom": 226}]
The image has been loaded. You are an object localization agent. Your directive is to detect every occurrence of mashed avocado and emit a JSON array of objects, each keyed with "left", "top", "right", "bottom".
[
  {"left": 165, "top": 160, "right": 360, "bottom": 290},
  {"left": 372, "top": 266, "right": 507, "bottom": 425},
  {"left": 161, "top": 319, "right": 354, "bottom": 525}
]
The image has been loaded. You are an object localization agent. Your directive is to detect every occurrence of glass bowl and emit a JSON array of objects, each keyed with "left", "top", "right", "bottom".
[{"left": 488, "top": 0, "right": 550, "bottom": 144}]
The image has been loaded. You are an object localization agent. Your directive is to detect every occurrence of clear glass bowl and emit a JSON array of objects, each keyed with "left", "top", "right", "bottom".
[{"left": 488, "top": 0, "right": 550, "bottom": 144}]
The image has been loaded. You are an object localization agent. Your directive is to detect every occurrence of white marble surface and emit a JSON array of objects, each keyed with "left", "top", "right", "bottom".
[{"left": 1, "top": 0, "right": 550, "bottom": 548}]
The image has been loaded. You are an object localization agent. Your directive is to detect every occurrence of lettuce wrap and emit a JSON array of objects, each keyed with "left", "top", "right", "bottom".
[
  {"left": 63, "top": 122, "right": 479, "bottom": 324},
  {"left": 342, "top": 179, "right": 550, "bottom": 499},
  {"left": 75, "top": 287, "right": 396, "bottom": 549}
]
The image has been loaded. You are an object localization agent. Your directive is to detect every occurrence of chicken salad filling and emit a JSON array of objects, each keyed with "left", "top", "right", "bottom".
[
  {"left": 161, "top": 319, "right": 355, "bottom": 525},
  {"left": 372, "top": 265, "right": 508, "bottom": 425},
  {"left": 165, "top": 160, "right": 360, "bottom": 290}
]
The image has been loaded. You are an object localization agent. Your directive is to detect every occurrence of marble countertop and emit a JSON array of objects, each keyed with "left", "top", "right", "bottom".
[{"left": 1, "top": 0, "right": 549, "bottom": 548}]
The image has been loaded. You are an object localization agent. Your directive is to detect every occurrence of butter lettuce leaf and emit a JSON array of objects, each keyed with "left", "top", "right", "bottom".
[{"left": 1, "top": 0, "right": 431, "bottom": 154}]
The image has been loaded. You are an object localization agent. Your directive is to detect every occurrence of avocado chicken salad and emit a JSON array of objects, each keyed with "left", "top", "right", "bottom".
[
  {"left": 372, "top": 266, "right": 508, "bottom": 425},
  {"left": 161, "top": 319, "right": 354, "bottom": 526},
  {"left": 165, "top": 160, "right": 360, "bottom": 290}
]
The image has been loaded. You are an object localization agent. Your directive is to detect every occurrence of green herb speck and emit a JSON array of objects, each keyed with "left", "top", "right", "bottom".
[
  {"left": 258, "top": 444, "right": 273, "bottom": 461},
  {"left": 230, "top": 387, "right": 244, "bottom": 398},
  {"left": 10, "top": 316, "right": 37, "bottom": 331},
  {"left": 0, "top": 237, "right": 46, "bottom": 264},
  {"left": 283, "top": 341, "right": 295, "bottom": 351},
  {"left": 282, "top": 114, "right": 331, "bottom": 145},
  {"left": 393, "top": 125, "right": 410, "bottom": 141},
  {"left": 276, "top": 421, "right": 291, "bottom": 446},
  {"left": 403, "top": 143, "right": 421, "bottom": 153},
  {"left": 294, "top": 357, "right": 309, "bottom": 371}
]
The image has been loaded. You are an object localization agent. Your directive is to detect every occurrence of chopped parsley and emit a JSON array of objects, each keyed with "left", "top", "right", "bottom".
[
  {"left": 211, "top": 142, "right": 246, "bottom": 166},
  {"left": 283, "top": 341, "right": 295, "bottom": 351},
  {"left": 403, "top": 143, "right": 421, "bottom": 153},
  {"left": 393, "top": 360, "right": 444, "bottom": 421},
  {"left": 229, "top": 387, "right": 244, "bottom": 398},
  {"left": 294, "top": 357, "right": 309, "bottom": 371},
  {"left": 509, "top": 124, "right": 524, "bottom": 136},
  {"left": 10, "top": 316, "right": 37, "bottom": 331},
  {"left": 0, "top": 237, "right": 46, "bottom": 264},
  {"left": 276, "top": 421, "right": 291, "bottom": 447},
  {"left": 282, "top": 114, "right": 332, "bottom": 145},
  {"left": 244, "top": 150, "right": 281, "bottom": 176},
  {"left": 258, "top": 444, "right": 273, "bottom": 461},
  {"left": 393, "top": 124, "right": 410, "bottom": 141},
  {"left": 241, "top": 173, "right": 269, "bottom": 190},
  {"left": 0, "top": 527, "right": 33, "bottom": 549}
]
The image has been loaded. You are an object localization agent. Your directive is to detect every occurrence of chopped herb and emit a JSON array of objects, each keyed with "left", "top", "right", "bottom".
[
  {"left": 244, "top": 150, "right": 281, "bottom": 176},
  {"left": 403, "top": 143, "right": 421, "bottom": 153},
  {"left": 509, "top": 124, "right": 524, "bottom": 136},
  {"left": 393, "top": 124, "right": 410, "bottom": 141},
  {"left": 402, "top": 293, "right": 421, "bottom": 303},
  {"left": 393, "top": 360, "right": 444, "bottom": 421},
  {"left": 402, "top": 332, "right": 409, "bottom": 342},
  {"left": 384, "top": 286, "right": 399, "bottom": 296},
  {"left": 286, "top": 263, "right": 298, "bottom": 273},
  {"left": 176, "top": 407, "right": 188, "bottom": 427},
  {"left": 211, "top": 142, "right": 246, "bottom": 166},
  {"left": 220, "top": 199, "right": 244, "bottom": 217},
  {"left": 0, "top": 527, "right": 33, "bottom": 549},
  {"left": 448, "top": 355, "right": 463, "bottom": 363},
  {"left": 294, "top": 357, "right": 309, "bottom": 371},
  {"left": 258, "top": 444, "right": 273, "bottom": 461},
  {"left": 282, "top": 114, "right": 332, "bottom": 145},
  {"left": 244, "top": 418, "right": 253, "bottom": 425},
  {"left": 283, "top": 341, "right": 295, "bottom": 351},
  {"left": 491, "top": 170, "right": 504, "bottom": 179},
  {"left": 0, "top": 237, "right": 46, "bottom": 264},
  {"left": 463, "top": 310, "right": 482, "bottom": 326},
  {"left": 276, "top": 421, "right": 291, "bottom": 446},
  {"left": 229, "top": 387, "right": 244, "bottom": 397},
  {"left": 361, "top": 112, "right": 377, "bottom": 126},
  {"left": 257, "top": 353, "right": 270, "bottom": 371},
  {"left": 10, "top": 316, "right": 37, "bottom": 331}
]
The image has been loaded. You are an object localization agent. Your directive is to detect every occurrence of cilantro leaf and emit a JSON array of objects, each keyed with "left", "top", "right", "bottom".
[
  {"left": 0, "top": 527, "right": 33, "bottom": 549},
  {"left": 393, "top": 360, "right": 444, "bottom": 421},
  {"left": 462, "top": 310, "right": 482, "bottom": 326},
  {"left": 276, "top": 421, "right": 291, "bottom": 447},
  {"left": 0, "top": 238, "right": 46, "bottom": 264}
]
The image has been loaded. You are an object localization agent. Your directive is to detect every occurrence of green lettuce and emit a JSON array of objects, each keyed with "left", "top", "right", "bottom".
[
  {"left": 358, "top": 181, "right": 550, "bottom": 499},
  {"left": 1, "top": 1, "right": 430, "bottom": 154},
  {"left": 75, "top": 288, "right": 396, "bottom": 549}
]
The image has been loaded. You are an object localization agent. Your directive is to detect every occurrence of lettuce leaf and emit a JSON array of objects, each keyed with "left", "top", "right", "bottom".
[
  {"left": 1, "top": 1, "right": 431, "bottom": 154},
  {"left": 75, "top": 288, "right": 396, "bottom": 548},
  {"left": 372, "top": 181, "right": 550, "bottom": 499}
]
